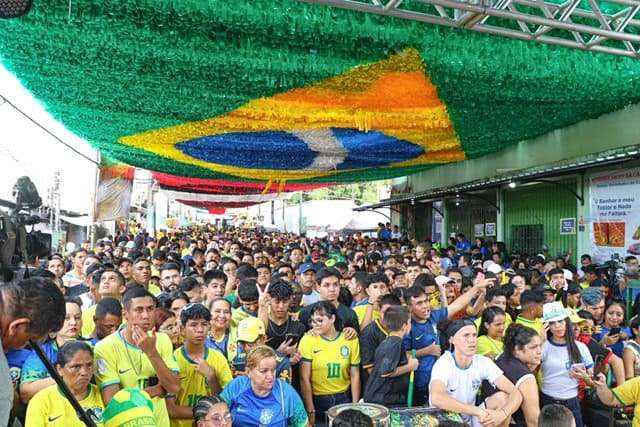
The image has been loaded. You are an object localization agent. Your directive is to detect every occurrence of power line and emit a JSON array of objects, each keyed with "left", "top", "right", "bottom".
[{"left": 0, "top": 94, "right": 100, "bottom": 166}]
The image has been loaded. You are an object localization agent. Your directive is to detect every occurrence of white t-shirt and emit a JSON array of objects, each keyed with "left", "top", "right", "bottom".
[
  {"left": 429, "top": 351, "right": 503, "bottom": 426},
  {"left": 541, "top": 339, "right": 593, "bottom": 399},
  {"left": 301, "top": 290, "right": 320, "bottom": 306}
]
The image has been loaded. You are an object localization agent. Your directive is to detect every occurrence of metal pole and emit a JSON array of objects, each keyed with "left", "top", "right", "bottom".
[{"left": 298, "top": 195, "right": 303, "bottom": 234}]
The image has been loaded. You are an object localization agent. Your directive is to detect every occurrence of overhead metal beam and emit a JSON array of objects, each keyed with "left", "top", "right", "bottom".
[{"left": 299, "top": 0, "right": 640, "bottom": 58}]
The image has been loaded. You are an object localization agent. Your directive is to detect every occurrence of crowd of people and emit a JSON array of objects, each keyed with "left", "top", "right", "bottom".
[{"left": 2, "top": 226, "right": 640, "bottom": 427}]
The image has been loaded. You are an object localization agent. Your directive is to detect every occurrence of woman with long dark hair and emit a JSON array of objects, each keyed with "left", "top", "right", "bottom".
[
  {"left": 495, "top": 324, "right": 542, "bottom": 427},
  {"left": 594, "top": 299, "right": 631, "bottom": 358},
  {"left": 476, "top": 306, "right": 506, "bottom": 360},
  {"left": 540, "top": 302, "right": 593, "bottom": 427}
]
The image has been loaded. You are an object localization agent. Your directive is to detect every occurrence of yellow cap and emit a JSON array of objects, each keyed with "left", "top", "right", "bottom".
[{"left": 237, "top": 316, "right": 266, "bottom": 343}]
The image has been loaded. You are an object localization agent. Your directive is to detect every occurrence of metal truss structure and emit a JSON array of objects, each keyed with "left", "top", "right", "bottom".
[{"left": 300, "top": 0, "right": 640, "bottom": 58}]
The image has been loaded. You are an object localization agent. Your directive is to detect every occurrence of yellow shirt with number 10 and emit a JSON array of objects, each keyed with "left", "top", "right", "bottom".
[{"left": 299, "top": 332, "right": 360, "bottom": 396}]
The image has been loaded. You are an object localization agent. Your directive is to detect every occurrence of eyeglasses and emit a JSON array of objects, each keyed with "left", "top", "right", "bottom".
[{"left": 199, "top": 412, "right": 232, "bottom": 426}]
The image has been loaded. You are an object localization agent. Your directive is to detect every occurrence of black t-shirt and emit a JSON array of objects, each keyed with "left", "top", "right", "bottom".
[
  {"left": 299, "top": 302, "right": 360, "bottom": 333},
  {"left": 360, "top": 319, "right": 389, "bottom": 389},
  {"left": 360, "top": 319, "right": 388, "bottom": 370},
  {"left": 363, "top": 335, "right": 408, "bottom": 406},
  {"left": 582, "top": 336, "right": 611, "bottom": 362},
  {"left": 66, "top": 283, "right": 88, "bottom": 298},
  {"left": 484, "top": 354, "right": 533, "bottom": 424},
  {"left": 266, "top": 318, "right": 307, "bottom": 351}
]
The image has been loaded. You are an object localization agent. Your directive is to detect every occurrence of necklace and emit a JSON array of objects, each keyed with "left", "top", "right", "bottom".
[
  {"left": 268, "top": 317, "right": 291, "bottom": 338},
  {"left": 120, "top": 329, "right": 143, "bottom": 378}
]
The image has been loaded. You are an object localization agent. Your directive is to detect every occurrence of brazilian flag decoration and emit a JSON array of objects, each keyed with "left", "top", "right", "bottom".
[{"left": 2, "top": 0, "right": 640, "bottom": 185}]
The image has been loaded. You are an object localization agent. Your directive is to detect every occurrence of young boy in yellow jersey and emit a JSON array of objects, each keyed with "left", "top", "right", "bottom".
[
  {"left": 352, "top": 273, "right": 390, "bottom": 329},
  {"left": 94, "top": 287, "right": 180, "bottom": 427},
  {"left": 167, "top": 303, "right": 232, "bottom": 427}
]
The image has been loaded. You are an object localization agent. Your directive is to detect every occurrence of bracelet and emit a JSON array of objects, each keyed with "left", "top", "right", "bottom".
[{"left": 307, "top": 410, "right": 316, "bottom": 414}]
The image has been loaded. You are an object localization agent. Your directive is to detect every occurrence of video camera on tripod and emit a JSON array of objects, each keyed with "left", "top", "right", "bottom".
[{"left": 0, "top": 176, "right": 51, "bottom": 277}]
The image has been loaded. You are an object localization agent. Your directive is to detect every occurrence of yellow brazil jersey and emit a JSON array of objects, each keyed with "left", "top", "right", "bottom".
[
  {"left": 82, "top": 305, "right": 97, "bottom": 338},
  {"left": 25, "top": 383, "right": 104, "bottom": 426},
  {"left": 515, "top": 316, "right": 544, "bottom": 336},
  {"left": 612, "top": 377, "right": 640, "bottom": 427},
  {"left": 94, "top": 328, "right": 179, "bottom": 427},
  {"left": 231, "top": 307, "right": 254, "bottom": 328},
  {"left": 474, "top": 313, "right": 513, "bottom": 335},
  {"left": 148, "top": 284, "right": 162, "bottom": 297},
  {"left": 171, "top": 346, "right": 233, "bottom": 427},
  {"left": 299, "top": 332, "right": 360, "bottom": 396},
  {"left": 476, "top": 335, "right": 504, "bottom": 359},
  {"left": 353, "top": 305, "right": 380, "bottom": 328}
]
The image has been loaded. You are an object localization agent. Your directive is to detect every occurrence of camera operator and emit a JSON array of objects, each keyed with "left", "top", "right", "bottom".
[{"left": 0, "top": 277, "right": 65, "bottom": 426}]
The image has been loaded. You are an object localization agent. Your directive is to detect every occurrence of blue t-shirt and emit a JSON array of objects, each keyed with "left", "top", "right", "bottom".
[
  {"left": 402, "top": 308, "right": 448, "bottom": 388},
  {"left": 20, "top": 340, "right": 59, "bottom": 385},
  {"left": 594, "top": 325, "right": 632, "bottom": 358},
  {"left": 6, "top": 348, "right": 30, "bottom": 389},
  {"left": 220, "top": 376, "right": 308, "bottom": 427},
  {"left": 456, "top": 240, "right": 471, "bottom": 254}
]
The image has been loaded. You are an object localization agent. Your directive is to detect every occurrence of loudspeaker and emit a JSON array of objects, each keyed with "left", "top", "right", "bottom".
[{"left": 0, "top": 0, "right": 33, "bottom": 19}]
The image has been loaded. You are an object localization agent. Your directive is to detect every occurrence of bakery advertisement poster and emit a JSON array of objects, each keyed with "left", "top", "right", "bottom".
[{"left": 590, "top": 167, "right": 640, "bottom": 262}]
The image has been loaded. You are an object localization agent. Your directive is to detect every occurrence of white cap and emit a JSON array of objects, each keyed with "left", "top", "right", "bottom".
[
  {"left": 563, "top": 269, "right": 574, "bottom": 282},
  {"left": 435, "top": 275, "right": 455, "bottom": 286},
  {"left": 482, "top": 260, "right": 495, "bottom": 271},
  {"left": 487, "top": 263, "right": 503, "bottom": 274}
]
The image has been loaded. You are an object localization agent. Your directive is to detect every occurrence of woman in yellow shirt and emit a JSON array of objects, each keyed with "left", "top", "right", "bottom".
[
  {"left": 299, "top": 301, "right": 361, "bottom": 426},
  {"left": 476, "top": 306, "right": 506, "bottom": 360},
  {"left": 25, "top": 340, "right": 105, "bottom": 426}
]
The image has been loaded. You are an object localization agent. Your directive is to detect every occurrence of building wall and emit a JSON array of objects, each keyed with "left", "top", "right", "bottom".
[
  {"left": 503, "top": 179, "right": 578, "bottom": 261},
  {"left": 445, "top": 192, "right": 498, "bottom": 243}
]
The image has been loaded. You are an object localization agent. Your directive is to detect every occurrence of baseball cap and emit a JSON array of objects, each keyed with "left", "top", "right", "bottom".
[
  {"left": 125, "top": 241, "right": 136, "bottom": 249},
  {"left": 298, "top": 263, "right": 316, "bottom": 275},
  {"left": 103, "top": 388, "right": 155, "bottom": 427},
  {"left": 237, "top": 317, "right": 266, "bottom": 343},
  {"left": 543, "top": 301, "right": 570, "bottom": 323},
  {"left": 487, "top": 263, "right": 503, "bottom": 274},
  {"left": 435, "top": 275, "right": 455, "bottom": 286},
  {"left": 563, "top": 269, "right": 574, "bottom": 282}
]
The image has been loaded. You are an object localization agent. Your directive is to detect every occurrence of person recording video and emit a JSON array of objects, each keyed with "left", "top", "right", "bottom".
[{"left": 0, "top": 277, "right": 65, "bottom": 426}]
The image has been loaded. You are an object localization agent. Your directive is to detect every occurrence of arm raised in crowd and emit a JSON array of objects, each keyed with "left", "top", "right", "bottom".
[{"left": 447, "top": 278, "right": 490, "bottom": 319}]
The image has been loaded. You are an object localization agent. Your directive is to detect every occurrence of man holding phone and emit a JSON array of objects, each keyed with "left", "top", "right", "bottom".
[{"left": 264, "top": 281, "right": 306, "bottom": 355}]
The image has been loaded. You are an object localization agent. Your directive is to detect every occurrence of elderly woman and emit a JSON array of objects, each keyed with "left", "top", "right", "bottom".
[
  {"left": 192, "top": 395, "right": 232, "bottom": 427},
  {"left": 220, "top": 346, "right": 308, "bottom": 427},
  {"left": 25, "top": 341, "right": 104, "bottom": 426}
]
